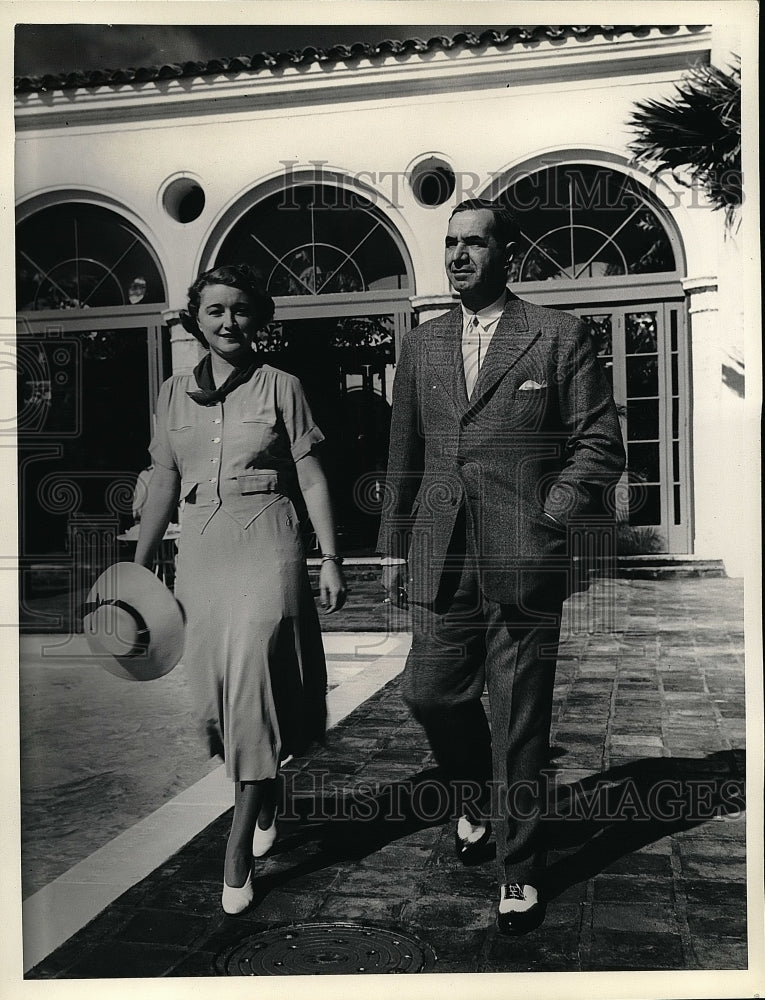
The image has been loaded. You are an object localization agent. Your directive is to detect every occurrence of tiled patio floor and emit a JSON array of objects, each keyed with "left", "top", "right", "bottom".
[{"left": 21, "top": 577, "right": 756, "bottom": 984}]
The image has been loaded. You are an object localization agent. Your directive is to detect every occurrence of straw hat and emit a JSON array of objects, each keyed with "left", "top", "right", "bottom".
[{"left": 82, "top": 562, "right": 185, "bottom": 681}]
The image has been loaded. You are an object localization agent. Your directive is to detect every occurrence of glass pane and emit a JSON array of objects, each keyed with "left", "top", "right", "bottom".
[
  {"left": 513, "top": 244, "right": 568, "bottom": 282},
  {"left": 16, "top": 205, "right": 165, "bottom": 310},
  {"left": 626, "top": 355, "right": 659, "bottom": 397},
  {"left": 580, "top": 314, "right": 613, "bottom": 356},
  {"left": 216, "top": 185, "right": 410, "bottom": 295},
  {"left": 628, "top": 442, "right": 661, "bottom": 483},
  {"left": 672, "top": 397, "right": 679, "bottom": 438},
  {"left": 672, "top": 441, "right": 680, "bottom": 478},
  {"left": 674, "top": 485, "right": 682, "bottom": 525},
  {"left": 629, "top": 484, "right": 662, "bottom": 526},
  {"left": 626, "top": 312, "right": 658, "bottom": 354},
  {"left": 620, "top": 209, "right": 675, "bottom": 274},
  {"left": 627, "top": 399, "right": 660, "bottom": 440}
]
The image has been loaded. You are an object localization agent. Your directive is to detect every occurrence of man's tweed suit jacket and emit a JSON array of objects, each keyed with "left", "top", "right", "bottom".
[{"left": 377, "top": 292, "right": 626, "bottom": 609}]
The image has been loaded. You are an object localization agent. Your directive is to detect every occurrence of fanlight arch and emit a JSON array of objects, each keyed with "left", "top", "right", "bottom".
[
  {"left": 213, "top": 183, "right": 412, "bottom": 298},
  {"left": 16, "top": 201, "right": 166, "bottom": 311},
  {"left": 494, "top": 162, "right": 682, "bottom": 284}
]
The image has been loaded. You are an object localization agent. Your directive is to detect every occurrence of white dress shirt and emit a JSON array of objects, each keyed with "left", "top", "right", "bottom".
[{"left": 461, "top": 289, "right": 508, "bottom": 398}]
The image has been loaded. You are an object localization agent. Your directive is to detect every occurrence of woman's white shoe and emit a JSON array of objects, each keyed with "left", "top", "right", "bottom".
[
  {"left": 221, "top": 871, "right": 253, "bottom": 914},
  {"left": 252, "top": 816, "right": 277, "bottom": 858}
]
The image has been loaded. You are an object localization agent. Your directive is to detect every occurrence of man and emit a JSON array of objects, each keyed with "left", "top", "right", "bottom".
[{"left": 377, "top": 199, "right": 625, "bottom": 934}]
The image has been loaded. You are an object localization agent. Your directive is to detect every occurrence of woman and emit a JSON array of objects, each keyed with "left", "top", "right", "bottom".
[{"left": 135, "top": 264, "right": 346, "bottom": 914}]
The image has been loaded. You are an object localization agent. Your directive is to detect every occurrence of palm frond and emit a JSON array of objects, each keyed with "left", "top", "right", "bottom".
[{"left": 628, "top": 57, "right": 741, "bottom": 228}]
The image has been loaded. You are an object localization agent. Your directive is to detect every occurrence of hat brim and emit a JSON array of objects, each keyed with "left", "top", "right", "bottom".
[{"left": 83, "top": 562, "right": 185, "bottom": 681}]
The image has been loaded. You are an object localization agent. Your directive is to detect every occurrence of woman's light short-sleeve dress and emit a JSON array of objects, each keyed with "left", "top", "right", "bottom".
[{"left": 150, "top": 364, "right": 327, "bottom": 780}]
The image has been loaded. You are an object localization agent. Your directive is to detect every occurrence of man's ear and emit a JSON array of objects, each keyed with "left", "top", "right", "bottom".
[{"left": 504, "top": 242, "right": 516, "bottom": 266}]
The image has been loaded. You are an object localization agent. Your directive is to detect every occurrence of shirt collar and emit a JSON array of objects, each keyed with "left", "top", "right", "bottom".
[{"left": 461, "top": 288, "right": 508, "bottom": 329}]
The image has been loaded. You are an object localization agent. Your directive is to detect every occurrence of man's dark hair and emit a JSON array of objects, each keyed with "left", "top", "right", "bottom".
[{"left": 450, "top": 199, "right": 522, "bottom": 245}]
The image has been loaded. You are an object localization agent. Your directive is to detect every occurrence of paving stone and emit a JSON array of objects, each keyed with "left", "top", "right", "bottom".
[
  {"left": 592, "top": 902, "right": 676, "bottom": 934},
  {"left": 686, "top": 905, "right": 747, "bottom": 939},
  {"left": 400, "top": 894, "right": 494, "bottom": 930},
  {"left": 541, "top": 902, "right": 585, "bottom": 930},
  {"left": 357, "top": 843, "right": 435, "bottom": 870},
  {"left": 140, "top": 878, "right": 219, "bottom": 914},
  {"left": 164, "top": 950, "right": 218, "bottom": 977},
  {"left": 247, "top": 889, "right": 324, "bottom": 923},
  {"left": 405, "top": 927, "right": 485, "bottom": 973},
  {"left": 398, "top": 826, "right": 444, "bottom": 847},
  {"left": 678, "top": 838, "right": 746, "bottom": 860},
  {"left": 481, "top": 926, "right": 581, "bottom": 972},
  {"left": 690, "top": 934, "right": 748, "bottom": 969},
  {"left": 114, "top": 907, "right": 209, "bottom": 947},
  {"left": 593, "top": 875, "right": 674, "bottom": 904},
  {"left": 331, "top": 866, "right": 427, "bottom": 898},
  {"left": 316, "top": 895, "right": 404, "bottom": 923},
  {"left": 601, "top": 852, "right": 673, "bottom": 878},
  {"left": 272, "top": 867, "right": 342, "bottom": 894},
  {"left": 587, "top": 929, "right": 684, "bottom": 970},
  {"left": 420, "top": 863, "right": 498, "bottom": 898},
  {"left": 59, "top": 940, "right": 189, "bottom": 978},
  {"left": 306, "top": 755, "right": 369, "bottom": 774},
  {"left": 678, "top": 855, "right": 747, "bottom": 881},
  {"left": 545, "top": 879, "right": 588, "bottom": 906},
  {"left": 682, "top": 879, "right": 747, "bottom": 907}
]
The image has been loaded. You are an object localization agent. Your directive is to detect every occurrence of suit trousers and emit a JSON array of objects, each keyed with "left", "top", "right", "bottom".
[{"left": 402, "top": 513, "right": 562, "bottom": 886}]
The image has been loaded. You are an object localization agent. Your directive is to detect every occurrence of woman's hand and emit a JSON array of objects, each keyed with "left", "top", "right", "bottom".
[{"left": 319, "top": 560, "right": 347, "bottom": 613}]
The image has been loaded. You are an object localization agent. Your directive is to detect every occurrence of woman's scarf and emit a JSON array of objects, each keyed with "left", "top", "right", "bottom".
[{"left": 186, "top": 352, "right": 260, "bottom": 405}]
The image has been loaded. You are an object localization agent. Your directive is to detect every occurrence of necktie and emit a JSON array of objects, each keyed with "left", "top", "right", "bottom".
[{"left": 464, "top": 314, "right": 482, "bottom": 399}]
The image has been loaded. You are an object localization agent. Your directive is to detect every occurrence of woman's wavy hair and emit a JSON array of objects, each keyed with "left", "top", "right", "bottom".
[{"left": 180, "top": 264, "right": 275, "bottom": 345}]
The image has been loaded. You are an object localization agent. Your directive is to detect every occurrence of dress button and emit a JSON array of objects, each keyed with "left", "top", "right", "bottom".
[
  {"left": 212, "top": 437, "right": 221, "bottom": 443},
  {"left": 211, "top": 457, "right": 218, "bottom": 463},
  {"left": 213, "top": 418, "right": 221, "bottom": 424}
]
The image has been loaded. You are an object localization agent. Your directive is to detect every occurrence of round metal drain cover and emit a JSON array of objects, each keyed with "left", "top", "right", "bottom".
[{"left": 216, "top": 922, "right": 437, "bottom": 975}]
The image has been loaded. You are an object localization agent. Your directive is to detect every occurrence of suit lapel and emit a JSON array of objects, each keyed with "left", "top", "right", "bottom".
[
  {"left": 427, "top": 306, "right": 468, "bottom": 411},
  {"left": 467, "top": 295, "right": 540, "bottom": 409}
]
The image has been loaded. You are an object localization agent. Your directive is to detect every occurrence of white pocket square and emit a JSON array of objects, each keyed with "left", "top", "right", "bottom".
[{"left": 518, "top": 380, "right": 547, "bottom": 390}]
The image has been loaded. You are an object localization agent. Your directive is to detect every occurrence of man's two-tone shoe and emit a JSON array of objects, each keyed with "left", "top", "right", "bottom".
[
  {"left": 454, "top": 816, "right": 492, "bottom": 864},
  {"left": 496, "top": 883, "right": 546, "bottom": 935}
]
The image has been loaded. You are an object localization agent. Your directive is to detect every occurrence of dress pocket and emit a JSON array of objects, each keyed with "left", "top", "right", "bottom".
[{"left": 180, "top": 480, "right": 198, "bottom": 503}]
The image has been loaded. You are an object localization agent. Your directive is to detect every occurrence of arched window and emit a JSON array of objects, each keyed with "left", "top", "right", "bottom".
[
  {"left": 16, "top": 203, "right": 166, "bottom": 311},
  {"left": 499, "top": 163, "right": 679, "bottom": 284},
  {"left": 215, "top": 184, "right": 411, "bottom": 298}
]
